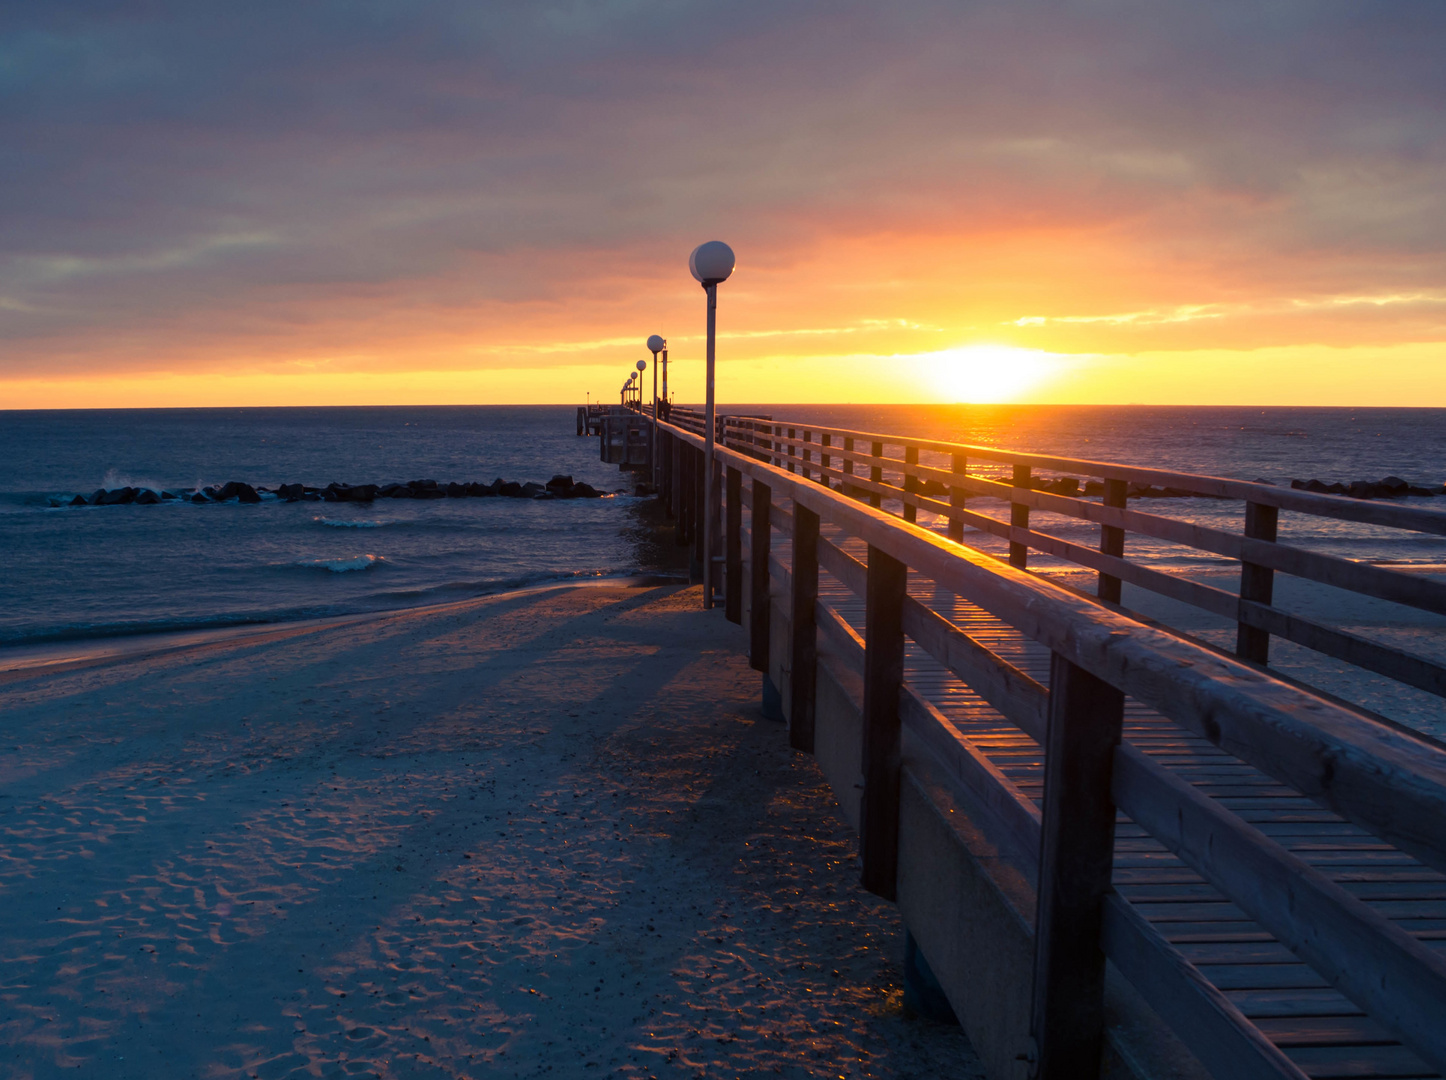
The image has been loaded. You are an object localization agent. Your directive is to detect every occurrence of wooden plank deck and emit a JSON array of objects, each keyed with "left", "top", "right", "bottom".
[{"left": 802, "top": 519, "right": 1446, "bottom": 1080}]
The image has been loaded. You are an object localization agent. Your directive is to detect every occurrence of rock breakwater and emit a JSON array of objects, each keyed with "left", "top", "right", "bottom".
[{"left": 52, "top": 474, "right": 609, "bottom": 508}]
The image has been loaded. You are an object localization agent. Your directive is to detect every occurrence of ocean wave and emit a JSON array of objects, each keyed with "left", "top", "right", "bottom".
[
  {"left": 295, "top": 554, "right": 386, "bottom": 572},
  {"left": 315, "top": 517, "right": 388, "bottom": 529}
]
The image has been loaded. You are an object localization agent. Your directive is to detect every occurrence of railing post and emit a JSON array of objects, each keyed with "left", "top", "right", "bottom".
[
  {"left": 1010, "top": 463, "right": 1032, "bottom": 569},
  {"left": 903, "top": 445, "right": 919, "bottom": 524},
  {"left": 787, "top": 427, "right": 797, "bottom": 473},
  {"left": 860, "top": 544, "right": 907, "bottom": 900},
  {"left": 820, "top": 433, "right": 832, "bottom": 488},
  {"left": 749, "top": 480, "right": 772, "bottom": 672},
  {"left": 843, "top": 436, "right": 855, "bottom": 498},
  {"left": 869, "top": 441, "right": 884, "bottom": 509},
  {"left": 948, "top": 452, "right": 966, "bottom": 543},
  {"left": 1237, "top": 501, "right": 1278, "bottom": 663},
  {"left": 725, "top": 466, "right": 742, "bottom": 624},
  {"left": 801, "top": 430, "right": 812, "bottom": 482},
  {"left": 1030, "top": 653, "right": 1126, "bottom": 1080},
  {"left": 789, "top": 503, "right": 820, "bottom": 753},
  {"left": 1097, "top": 478, "right": 1128, "bottom": 603}
]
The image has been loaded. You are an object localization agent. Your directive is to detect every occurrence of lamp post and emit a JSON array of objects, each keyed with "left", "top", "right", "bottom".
[
  {"left": 646, "top": 336, "right": 665, "bottom": 487},
  {"left": 689, "top": 240, "right": 735, "bottom": 610}
]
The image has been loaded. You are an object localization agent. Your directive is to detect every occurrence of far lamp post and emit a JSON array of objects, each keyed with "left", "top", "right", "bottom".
[
  {"left": 688, "top": 240, "right": 735, "bottom": 610},
  {"left": 646, "top": 336, "right": 666, "bottom": 487}
]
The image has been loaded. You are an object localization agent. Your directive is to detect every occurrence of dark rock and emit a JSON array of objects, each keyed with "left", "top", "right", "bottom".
[
  {"left": 498, "top": 481, "right": 525, "bottom": 498},
  {"left": 546, "top": 474, "right": 575, "bottom": 492},
  {"left": 1083, "top": 480, "right": 1104, "bottom": 496},
  {"left": 90, "top": 488, "right": 107, "bottom": 504},
  {"left": 919, "top": 479, "right": 950, "bottom": 498},
  {"left": 1162, "top": 487, "right": 1194, "bottom": 498},
  {"left": 235, "top": 483, "right": 262, "bottom": 504},
  {"left": 520, "top": 482, "right": 546, "bottom": 498},
  {"left": 69, "top": 495, "right": 89, "bottom": 506},
  {"left": 533, "top": 491, "right": 556, "bottom": 500},
  {"left": 569, "top": 482, "right": 603, "bottom": 498},
  {"left": 277, "top": 483, "right": 306, "bottom": 502},
  {"left": 134, "top": 489, "right": 161, "bottom": 505},
  {"left": 191, "top": 491, "right": 209, "bottom": 503},
  {"left": 1407, "top": 486, "right": 1436, "bottom": 497},
  {"left": 99, "top": 487, "right": 137, "bottom": 505},
  {"left": 465, "top": 482, "right": 492, "bottom": 496},
  {"left": 1302, "top": 479, "right": 1331, "bottom": 493},
  {"left": 1346, "top": 481, "right": 1380, "bottom": 499},
  {"left": 406, "top": 479, "right": 439, "bottom": 491},
  {"left": 414, "top": 487, "right": 446, "bottom": 499},
  {"left": 161, "top": 490, "right": 180, "bottom": 500},
  {"left": 1379, "top": 476, "right": 1409, "bottom": 495},
  {"left": 380, "top": 484, "right": 413, "bottom": 498},
  {"left": 445, "top": 482, "right": 467, "bottom": 497}
]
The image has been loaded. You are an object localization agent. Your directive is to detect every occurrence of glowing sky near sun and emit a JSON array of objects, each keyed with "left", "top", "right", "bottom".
[{"left": 3, "top": 2, "right": 1445, "bottom": 408}]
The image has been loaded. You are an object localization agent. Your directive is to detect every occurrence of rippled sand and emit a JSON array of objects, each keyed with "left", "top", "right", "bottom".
[{"left": 0, "top": 583, "right": 980, "bottom": 1079}]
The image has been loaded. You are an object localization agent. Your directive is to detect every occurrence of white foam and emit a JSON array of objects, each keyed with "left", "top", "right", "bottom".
[
  {"left": 315, "top": 517, "right": 386, "bottom": 529},
  {"left": 296, "top": 554, "right": 385, "bottom": 573}
]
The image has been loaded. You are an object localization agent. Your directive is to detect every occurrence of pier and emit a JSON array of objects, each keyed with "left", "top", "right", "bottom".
[{"left": 598, "top": 406, "right": 1446, "bottom": 1080}]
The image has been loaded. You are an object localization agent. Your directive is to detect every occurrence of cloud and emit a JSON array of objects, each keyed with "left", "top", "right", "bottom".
[{"left": 2, "top": 1, "right": 1445, "bottom": 387}]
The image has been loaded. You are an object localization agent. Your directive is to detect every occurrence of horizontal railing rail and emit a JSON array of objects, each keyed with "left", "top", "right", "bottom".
[
  {"left": 649, "top": 412, "right": 1446, "bottom": 1080},
  {"left": 720, "top": 416, "right": 1446, "bottom": 707}
]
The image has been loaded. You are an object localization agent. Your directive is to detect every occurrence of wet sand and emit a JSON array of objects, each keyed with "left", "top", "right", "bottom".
[{"left": 0, "top": 583, "right": 980, "bottom": 1079}]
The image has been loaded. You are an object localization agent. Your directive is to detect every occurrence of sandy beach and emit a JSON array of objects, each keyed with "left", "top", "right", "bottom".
[{"left": 0, "top": 583, "right": 979, "bottom": 1079}]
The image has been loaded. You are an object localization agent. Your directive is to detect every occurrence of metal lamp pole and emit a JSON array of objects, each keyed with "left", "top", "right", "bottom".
[
  {"left": 689, "top": 241, "right": 736, "bottom": 610},
  {"left": 647, "top": 335, "right": 665, "bottom": 487}
]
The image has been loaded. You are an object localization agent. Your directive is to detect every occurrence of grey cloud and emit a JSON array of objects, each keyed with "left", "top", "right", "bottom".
[{"left": 2, "top": 0, "right": 1445, "bottom": 371}]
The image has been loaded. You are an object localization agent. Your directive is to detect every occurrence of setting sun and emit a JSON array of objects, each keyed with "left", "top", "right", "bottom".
[{"left": 916, "top": 344, "right": 1068, "bottom": 403}]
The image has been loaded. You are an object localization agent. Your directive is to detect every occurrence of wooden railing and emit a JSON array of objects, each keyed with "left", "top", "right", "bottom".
[
  {"left": 649, "top": 413, "right": 1446, "bottom": 1080},
  {"left": 722, "top": 416, "right": 1446, "bottom": 707}
]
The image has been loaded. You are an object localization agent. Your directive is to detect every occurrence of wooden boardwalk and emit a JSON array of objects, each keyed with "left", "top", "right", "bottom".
[
  {"left": 807, "top": 529, "right": 1446, "bottom": 1080},
  {"left": 606, "top": 409, "right": 1446, "bottom": 1080}
]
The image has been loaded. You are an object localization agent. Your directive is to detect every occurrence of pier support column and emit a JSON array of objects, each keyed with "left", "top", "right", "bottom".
[
  {"left": 692, "top": 447, "right": 705, "bottom": 582},
  {"left": 725, "top": 467, "right": 742, "bottom": 624},
  {"left": 860, "top": 544, "right": 906, "bottom": 900},
  {"left": 672, "top": 437, "right": 686, "bottom": 540},
  {"left": 1029, "top": 653, "right": 1125, "bottom": 1080},
  {"left": 788, "top": 502, "right": 819, "bottom": 753},
  {"left": 749, "top": 479, "right": 772, "bottom": 673}
]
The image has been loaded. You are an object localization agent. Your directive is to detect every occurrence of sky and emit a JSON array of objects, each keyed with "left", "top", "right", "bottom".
[{"left": 3, "top": 1, "right": 1445, "bottom": 408}]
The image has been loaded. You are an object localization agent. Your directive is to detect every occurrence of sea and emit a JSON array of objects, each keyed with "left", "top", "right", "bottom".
[{"left": 3, "top": 404, "right": 1444, "bottom": 732}]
